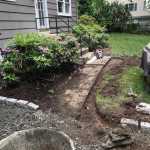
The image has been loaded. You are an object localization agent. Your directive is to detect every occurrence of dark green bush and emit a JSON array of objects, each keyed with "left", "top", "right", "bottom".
[
  {"left": 0, "top": 33, "right": 79, "bottom": 85},
  {"left": 73, "top": 15, "right": 109, "bottom": 51},
  {"left": 79, "top": 15, "right": 96, "bottom": 25}
]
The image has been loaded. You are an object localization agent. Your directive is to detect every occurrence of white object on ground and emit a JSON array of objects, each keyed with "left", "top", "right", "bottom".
[
  {"left": 28, "top": 102, "right": 39, "bottom": 110},
  {"left": 6, "top": 98, "right": 17, "bottom": 104},
  {"left": 0, "top": 96, "right": 7, "bottom": 101},
  {"left": 86, "top": 56, "right": 97, "bottom": 64},
  {"left": 0, "top": 53, "right": 3, "bottom": 62},
  {"left": 121, "top": 118, "right": 150, "bottom": 129},
  {"left": 16, "top": 100, "right": 29, "bottom": 106},
  {"left": 136, "top": 103, "right": 150, "bottom": 115}
]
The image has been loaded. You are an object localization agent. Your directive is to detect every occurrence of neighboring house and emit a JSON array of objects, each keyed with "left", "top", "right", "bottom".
[
  {"left": 0, "top": 0, "right": 77, "bottom": 48},
  {"left": 108, "top": 0, "right": 150, "bottom": 18},
  {"left": 108, "top": 0, "right": 150, "bottom": 31}
]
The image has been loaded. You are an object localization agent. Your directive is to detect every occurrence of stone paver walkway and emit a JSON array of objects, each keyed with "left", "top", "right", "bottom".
[{"left": 56, "top": 56, "right": 111, "bottom": 116}]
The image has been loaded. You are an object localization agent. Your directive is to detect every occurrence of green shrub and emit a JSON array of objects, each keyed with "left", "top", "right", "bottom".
[
  {"left": 53, "top": 33, "right": 79, "bottom": 66},
  {"left": 126, "top": 23, "right": 140, "bottom": 33},
  {"left": 73, "top": 15, "right": 109, "bottom": 51},
  {"left": 79, "top": 15, "right": 96, "bottom": 25},
  {"left": 0, "top": 33, "right": 79, "bottom": 86}
]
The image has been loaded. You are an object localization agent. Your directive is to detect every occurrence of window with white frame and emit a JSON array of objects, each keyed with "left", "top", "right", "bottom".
[
  {"left": 144, "top": 0, "right": 150, "bottom": 9},
  {"left": 5, "top": 0, "right": 16, "bottom": 2},
  {"left": 126, "top": 3, "right": 137, "bottom": 11},
  {"left": 57, "top": 0, "right": 71, "bottom": 16}
]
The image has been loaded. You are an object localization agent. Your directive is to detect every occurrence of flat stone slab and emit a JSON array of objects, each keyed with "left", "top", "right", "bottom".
[
  {"left": 121, "top": 118, "right": 150, "bottom": 130},
  {"left": 136, "top": 102, "right": 150, "bottom": 115},
  {"left": 86, "top": 56, "right": 97, "bottom": 64},
  {"left": 27, "top": 102, "right": 39, "bottom": 110},
  {"left": 6, "top": 98, "right": 17, "bottom": 104},
  {"left": 0, "top": 96, "right": 39, "bottom": 110},
  {"left": 0, "top": 96, "right": 7, "bottom": 102},
  {"left": 88, "top": 56, "right": 111, "bottom": 65},
  {"left": 0, "top": 128, "right": 75, "bottom": 150},
  {"left": 16, "top": 100, "right": 29, "bottom": 106}
]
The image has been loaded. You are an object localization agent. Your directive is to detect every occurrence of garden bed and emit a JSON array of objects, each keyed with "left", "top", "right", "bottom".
[
  {"left": 0, "top": 71, "right": 72, "bottom": 111},
  {"left": 77, "top": 56, "right": 150, "bottom": 150},
  {"left": 96, "top": 57, "right": 150, "bottom": 124},
  {"left": 1, "top": 56, "right": 150, "bottom": 150}
]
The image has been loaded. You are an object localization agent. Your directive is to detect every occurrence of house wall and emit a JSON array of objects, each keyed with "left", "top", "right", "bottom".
[
  {"left": 47, "top": 0, "right": 77, "bottom": 33},
  {"left": 0, "top": 0, "right": 36, "bottom": 48},
  {"left": 0, "top": 0, "right": 77, "bottom": 48}
]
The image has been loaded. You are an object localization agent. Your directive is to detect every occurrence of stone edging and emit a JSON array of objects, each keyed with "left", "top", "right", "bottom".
[{"left": 0, "top": 96, "right": 39, "bottom": 110}]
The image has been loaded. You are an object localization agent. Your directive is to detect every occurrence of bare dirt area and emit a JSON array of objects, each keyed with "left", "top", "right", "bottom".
[
  {"left": 0, "top": 71, "right": 74, "bottom": 111},
  {"left": 95, "top": 57, "right": 150, "bottom": 124},
  {"left": 78, "top": 57, "right": 150, "bottom": 150},
  {"left": 1, "top": 57, "right": 150, "bottom": 150}
]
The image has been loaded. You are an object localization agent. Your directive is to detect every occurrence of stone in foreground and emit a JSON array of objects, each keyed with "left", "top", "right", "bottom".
[
  {"left": 121, "top": 118, "right": 150, "bottom": 129},
  {"left": 6, "top": 98, "right": 17, "bottom": 104},
  {"left": 16, "top": 100, "right": 29, "bottom": 106},
  {"left": 0, "top": 128, "right": 75, "bottom": 150},
  {"left": 101, "top": 128, "right": 133, "bottom": 149},
  {"left": 136, "top": 102, "right": 150, "bottom": 115},
  {"left": 27, "top": 102, "right": 39, "bottom": 110},
  {"left": 0, "top": 96, "right": 7, "bottom": 102}
]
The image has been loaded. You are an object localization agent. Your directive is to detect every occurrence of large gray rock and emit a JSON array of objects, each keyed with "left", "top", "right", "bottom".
[
  {"left": 141, "top": 43, "right": 150, "bottom": 77},
  {"left": 0, "top": 128, "right": 75, "bottom": 150}
]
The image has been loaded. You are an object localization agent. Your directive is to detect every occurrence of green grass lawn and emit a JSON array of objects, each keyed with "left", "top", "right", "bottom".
[{"left": 109, "top": 33, "right": 150, "bottom": 57}]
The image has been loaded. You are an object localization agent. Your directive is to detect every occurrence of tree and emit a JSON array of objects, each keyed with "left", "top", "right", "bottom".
[
  {"left": 78, "top": 0, "right": 91, "bottom": 16},
  {"left": 144, "top": 0, "right": 150, "bottom": 9},
  {"left": 108, "top": 2, "right": 131, "bottom": 32},
  {"left": 78, "top": 0, "right": 130, "bottom": 32},
  {"left": 91, "top": 0, "right": 111, "bottom": 21},
  {"left": 91, "top": 0, "right": 130, "bottom": 32}
]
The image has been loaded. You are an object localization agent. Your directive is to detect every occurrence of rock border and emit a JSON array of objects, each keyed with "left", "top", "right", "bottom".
[{"left": 0, "top": 96, "right": 39, "bottom": 110}]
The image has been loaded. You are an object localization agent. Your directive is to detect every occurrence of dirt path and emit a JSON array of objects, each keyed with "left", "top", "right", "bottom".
[
  {"left": 77, "top": 58, "right": 123, "bottom": 144},
  {"left": 53, "top": 56, "right": 111, "bottom": 117}
]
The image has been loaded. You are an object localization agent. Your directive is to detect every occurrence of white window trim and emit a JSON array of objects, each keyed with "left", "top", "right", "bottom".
[
  {"left": 57, "top": 0, "right": 72, "bottom": 16},
  {"left": 144, "top": 0, "right": 150, "bottom": 10},
  {"left": 126, "top": 2, "right": 137, "bottom": 12},
  {"left": 34, "top": 0, "right": 49, "bottom": 29},
  {"left": 5, "top": 0, "right": 16, "bottom": 2}
]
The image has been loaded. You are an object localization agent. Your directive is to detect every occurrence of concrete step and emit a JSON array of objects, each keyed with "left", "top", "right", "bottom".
[
  {"left": 80, "top": 47, "right": 89, "bottom": 56},
  {"left": 86, "top": 56, "right": 111, "bottom": 65},
  {"left": 80, "top": 52, "right": 94, "bottom": 61}
]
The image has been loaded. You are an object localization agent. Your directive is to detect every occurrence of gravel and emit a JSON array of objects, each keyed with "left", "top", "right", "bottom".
[
  {"left": 1, "top": 103, "right": 150, "bottom": 150},
  {"left": 0, "top": 103, "right": 103, "bottom": 150}
]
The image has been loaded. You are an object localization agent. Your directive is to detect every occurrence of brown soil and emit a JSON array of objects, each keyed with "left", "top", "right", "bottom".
[
  {"left": 1, "top": 56, "right": 150, "bottom": 150},
  {"left": 99, "top": 57, "right": 124, "bottom": 97},
  {"left": 0, "top": 72, "right": 73, "bottom": 111},
  {"left": 78, "top": 57, "right": 150, "bottom": 149},
  {"left": 95, "top": 56, "right": 150, "bottom": 124}
]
